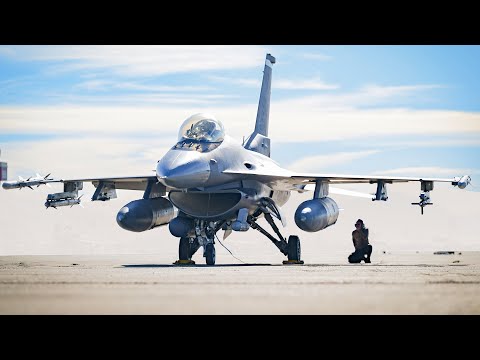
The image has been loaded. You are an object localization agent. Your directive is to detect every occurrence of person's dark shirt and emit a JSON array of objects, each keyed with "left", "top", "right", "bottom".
[{"left": 352, "top": 229, "right": 369, "bottom": 250}]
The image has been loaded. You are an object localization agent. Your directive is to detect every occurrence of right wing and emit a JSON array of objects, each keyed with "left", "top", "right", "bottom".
[
  {"left": 56, "top": 175, "right": 159, "bottom": 191},
  {"left": 2, "top": 174, "right": 171, "bottom": 206},
  {"left": 3, "top": 174, "right": 159, "bottom": 191}
]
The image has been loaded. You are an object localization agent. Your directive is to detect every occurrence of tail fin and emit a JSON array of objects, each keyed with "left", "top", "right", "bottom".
[
  {"left": 244, "top": 53, "right": 275, "bottom": 157},
  {"left": 254, "top": 53, "right": 275, "bottom": 136}
]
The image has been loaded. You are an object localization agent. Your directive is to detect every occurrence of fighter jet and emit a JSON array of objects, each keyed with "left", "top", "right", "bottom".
[{"left": 2, "top": 53, "right": 472, "bottom": 265}]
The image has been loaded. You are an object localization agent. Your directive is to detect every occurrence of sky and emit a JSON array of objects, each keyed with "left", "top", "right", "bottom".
[
  {"left": 0, "top": 45, "right": 479, "bottom": 255},
  {"left": 0, "top": 45, "right": 479, "bottom": 180}
]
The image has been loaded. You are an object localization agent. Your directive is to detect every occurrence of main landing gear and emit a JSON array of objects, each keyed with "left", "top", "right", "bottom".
[{"left": 248, "top": 211, "right": 304, "bottom": 265}]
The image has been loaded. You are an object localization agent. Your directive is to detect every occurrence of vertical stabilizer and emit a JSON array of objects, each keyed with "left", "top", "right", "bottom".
[
  {"left": 254, "top": 53, "right": 275, "bottom": 136},
  {"left": 245, "top": 53, "right": 275, "bottom": 157}
]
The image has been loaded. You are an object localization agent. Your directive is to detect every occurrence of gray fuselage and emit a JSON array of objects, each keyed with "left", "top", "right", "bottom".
[{"left": 156, "top": 135, "right": 290, "bottom": 221}]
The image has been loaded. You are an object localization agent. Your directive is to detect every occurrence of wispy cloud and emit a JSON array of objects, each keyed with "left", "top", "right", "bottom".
[
  {"left": 31, "top": 92, "right": 237, "bottom": 106},
  {"left": 301, "top": 52, "right": 333, "bottom": 61},
  {"left": 209, "top": 75, "right": 338, "bottom": 90},
  {"left": 2, "top": 105, "right": 480, "bottom": 143},
  {"left": 0, "top": 46, "right": 15, "bottom": 57},
  {"left": 289, "top": 150, "right": 381, "bottom": 172},
  {"left": 355, "top": 138, "right": 480, "bottom": 149},
  {"left": 276, "top": 83, "right": 446, "bottom": 109},
  {"left": 207, "top": 75, "right": 261, "bottom": 88},
  {"left": 360, "top": 84, "right": 445, "bottom": 97},
  {"left": 373, "top": 167, "right": 477, "bottom": 177},
  {"left": 4, "top": 137, "right": 171, "bottom": 180},
  {"left": 74, "top": 80, "right": 113, "bottom": 91},
  {"left": 276, "top": 79, "right": 339, "bottom": 90},
  {"left": 0, "top": 72, "right": 474, "bottom": 142},
  {"left": 75, "top": 80, "right": 213, "bottom": 92},
  {"left": 4, "top": 45, "right": 269, "bottom": 77}
]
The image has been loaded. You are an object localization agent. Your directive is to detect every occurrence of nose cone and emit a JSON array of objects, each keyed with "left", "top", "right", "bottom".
[{"left": 156, "top": 151, "right": 210, "bottom": 189}]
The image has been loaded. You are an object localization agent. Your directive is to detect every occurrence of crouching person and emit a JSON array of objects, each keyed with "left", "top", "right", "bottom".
[{"left": 348, "top": 219, "right": 372, "bottom": 263}]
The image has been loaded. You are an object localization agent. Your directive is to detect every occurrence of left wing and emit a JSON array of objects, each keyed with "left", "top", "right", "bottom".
[
  {"left": 222, "top": 169, "right": 471, "bottom": 194},
  {"left": 223, "top": 168, "right": 470, "bottom": 213}
]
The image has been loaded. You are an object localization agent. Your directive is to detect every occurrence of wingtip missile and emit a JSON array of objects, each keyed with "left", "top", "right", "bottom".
[
  {"left": 2, "top": 180, "right": 26, "bottom": 190},
  {"left": 2, "top": 173, "right": 56, "bottom": 190},
  {"left": 456, "top": 175, "right": 471, "bottom": 189}
]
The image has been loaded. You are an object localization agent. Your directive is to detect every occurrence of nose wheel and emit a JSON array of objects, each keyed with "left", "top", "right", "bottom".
[{"left": 205, "top": 243, "right": 216, "bottom": 265}]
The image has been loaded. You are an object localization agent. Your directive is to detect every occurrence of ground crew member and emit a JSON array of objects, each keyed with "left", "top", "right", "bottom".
[{"left": 348, "top": 219, "right": 372, "bottom": 263}]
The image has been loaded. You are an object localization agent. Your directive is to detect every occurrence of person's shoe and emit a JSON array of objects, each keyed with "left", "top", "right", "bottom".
[{"left": 364, "top": 257, "right": 371, "bottom": 263}]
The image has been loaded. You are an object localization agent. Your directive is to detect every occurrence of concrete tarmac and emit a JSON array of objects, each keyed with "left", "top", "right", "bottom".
[{"left": 1, "top": 252, "right": 479, "bottom": 314}]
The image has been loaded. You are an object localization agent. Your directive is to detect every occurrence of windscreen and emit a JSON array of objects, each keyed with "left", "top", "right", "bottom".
[{"left": 177, "top": 113, "right": 225, "bottom": 143}]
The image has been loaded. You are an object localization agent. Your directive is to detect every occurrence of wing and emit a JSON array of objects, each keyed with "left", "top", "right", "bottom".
[
  {"left": 2, "top": 173, "right": 171, "bottom": 204},
  {"left": 51, "top": 175, "right": 159, "bottom": 191},
  {"left": 57, "top": 175, "right": 173, "bottom": 201},
  {"left": 222, "top": 168, "right": 469, "bottom": 192}
]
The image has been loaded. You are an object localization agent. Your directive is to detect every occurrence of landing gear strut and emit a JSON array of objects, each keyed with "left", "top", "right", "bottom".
[
  {"left": 175, "top": 219, "right": 224, "bottom": 266},
  {"left": 174, "top": 237, "right": 200, "bottom": 265},
  {"left": 179, "top": 237, "right": 190, "bottom": 261},
  {"left": 178, "top": 237, "right": 201, "bottom": 261},
  {"left": 248, "top": 212, "right": 303, "bottom": 264}
]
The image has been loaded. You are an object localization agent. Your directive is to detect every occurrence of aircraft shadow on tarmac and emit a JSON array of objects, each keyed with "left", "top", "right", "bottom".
[
  {"left": 120, "top": 263, "right": 461, "bottom": 268},
  {"left": 122, "top": 263, "right": 274, "bottom": 268}
]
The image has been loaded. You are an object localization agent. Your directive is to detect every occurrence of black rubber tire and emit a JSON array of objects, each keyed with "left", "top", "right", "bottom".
[
  {"left": 179, "top": 237, "right": 190, "bottom": 260},
  {"left": 205, "top": 243, "right": 216, "bottom": 265},
  {"left": 287, "top": 235, "right": 301, "bottom": 261}
]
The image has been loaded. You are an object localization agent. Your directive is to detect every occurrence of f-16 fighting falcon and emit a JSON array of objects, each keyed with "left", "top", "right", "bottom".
[{"left": 2, "top": 54, "right": 472, "bottom": 265}]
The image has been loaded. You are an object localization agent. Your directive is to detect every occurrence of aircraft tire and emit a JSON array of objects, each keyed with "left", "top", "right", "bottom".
[
  {"left": 287, "top": 235, "right": 301, "bottom": 261},
  {"left": 205, "top": 243, "right": 216, "bottom": 265}
]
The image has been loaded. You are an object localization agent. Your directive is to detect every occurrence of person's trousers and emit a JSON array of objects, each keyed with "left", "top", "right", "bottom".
[{"left": 348, "top": 244, "right": 372, "bottom": 263}]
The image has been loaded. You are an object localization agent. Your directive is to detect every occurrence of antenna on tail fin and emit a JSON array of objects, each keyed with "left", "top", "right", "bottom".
[{"left": 244, "top": 53, "right": 275, "bottom": 157}]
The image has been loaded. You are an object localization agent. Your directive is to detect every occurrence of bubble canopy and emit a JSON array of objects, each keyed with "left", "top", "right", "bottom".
[{"left": 177, "top": 113, "right": 225, "bottom": 143}]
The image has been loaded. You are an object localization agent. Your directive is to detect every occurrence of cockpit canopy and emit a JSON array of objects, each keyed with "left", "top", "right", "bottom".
[{"left": 178, "top": 113, "right": 225, "bottom": 143}]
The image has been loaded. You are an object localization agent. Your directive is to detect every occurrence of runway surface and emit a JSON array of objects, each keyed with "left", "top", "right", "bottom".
[{"left": 1, "top": 252, "right": 479, "bottom": 314}]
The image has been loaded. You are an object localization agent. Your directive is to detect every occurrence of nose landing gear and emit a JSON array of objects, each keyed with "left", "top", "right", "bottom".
[
  {"left": 174, "top": 219, "right": 220, "bottom": 265},
  {"left": 205, "top": 243, "right": 216, "bottom": 265}
]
